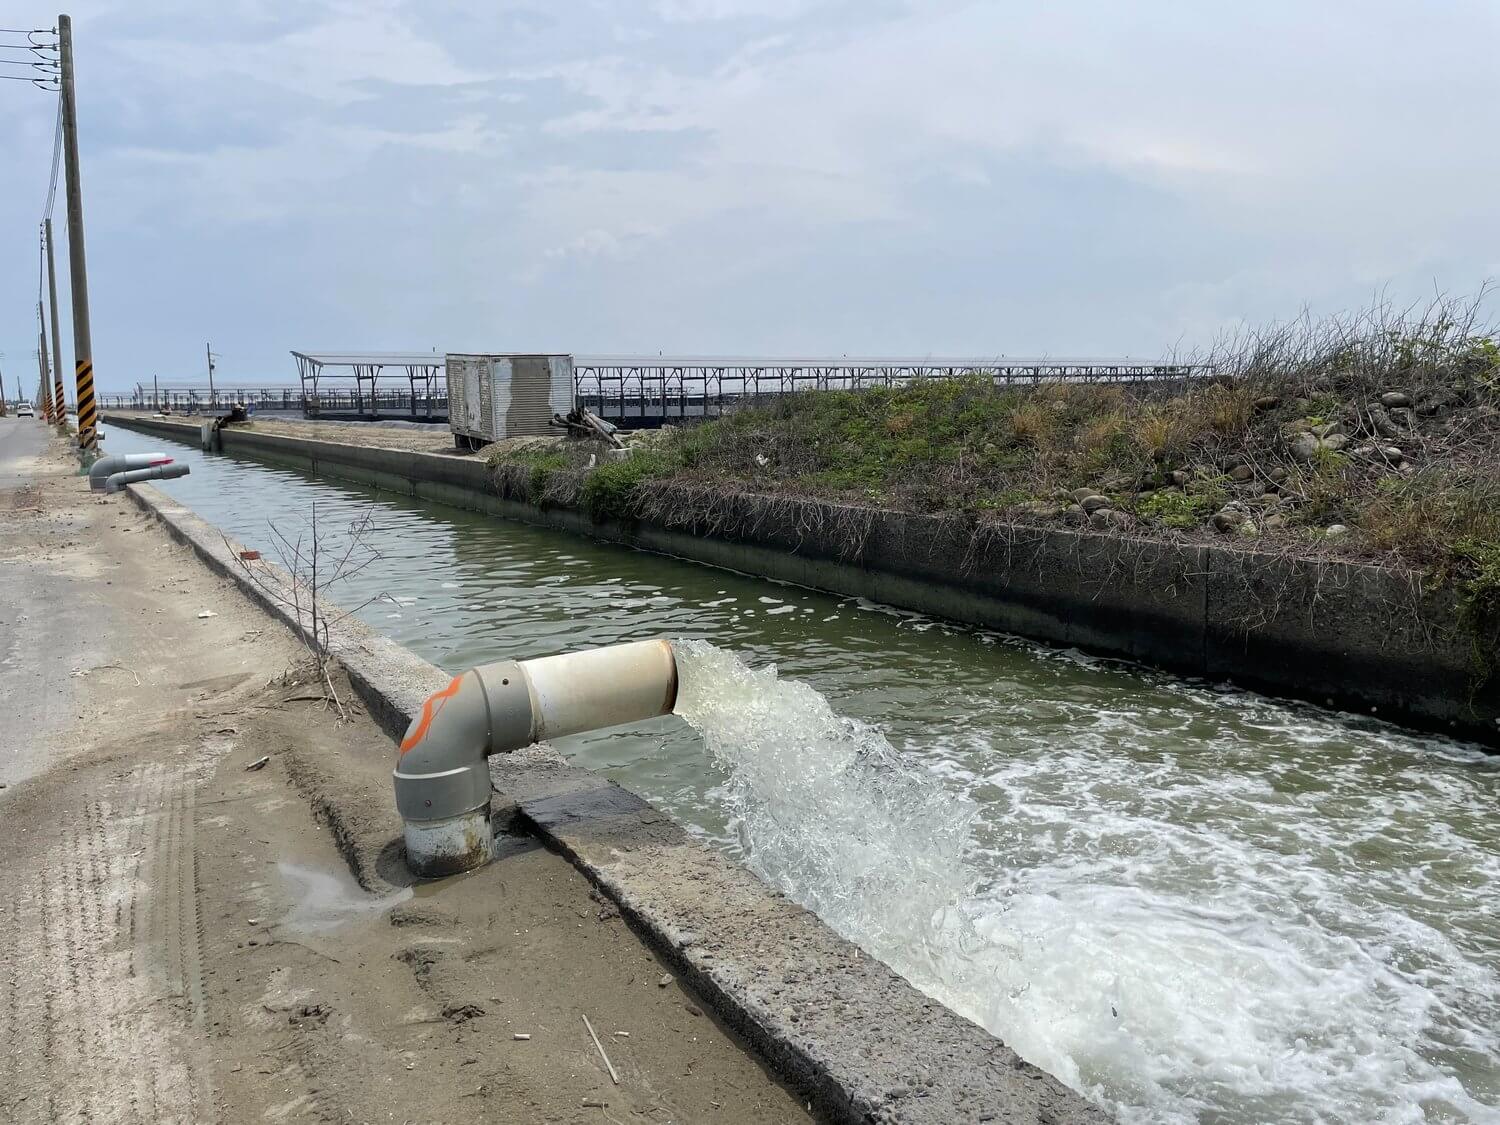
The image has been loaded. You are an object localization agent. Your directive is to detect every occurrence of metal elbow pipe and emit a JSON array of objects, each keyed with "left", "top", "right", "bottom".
[
  {"left": 104, "top": 463, "right": 191, "bottom": 493},
  {"left": 89, "top": 452, "right": 174, "bottom": 491},
  {"left": 394, "top": 638, "right": 678, "bottom": 877}
]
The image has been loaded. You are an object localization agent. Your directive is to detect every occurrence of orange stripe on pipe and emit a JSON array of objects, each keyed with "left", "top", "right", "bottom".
[{"left": 399, "top": 674, "right": 465, "bottom": 754}]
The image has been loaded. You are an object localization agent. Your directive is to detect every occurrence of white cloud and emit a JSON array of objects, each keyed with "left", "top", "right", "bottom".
[
  {"left": 3, "top": 0, "right": 1497, "bottom": 386},
  {"left": 652, "top": 0, "right": 812, "bottom": 22},
  {"left": 116, "top": 0, "right": 489, "bottom": 105},
  {"left": 516, "top": 1, "right": 1500, "bottom": 303},
  {"left": 544, "top": 224, "right": 665, "bottom": 261}
]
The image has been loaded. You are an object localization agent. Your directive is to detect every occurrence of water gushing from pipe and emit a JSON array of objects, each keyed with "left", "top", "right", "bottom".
[
  {"left": 671, "top": 640, "right": 977, "bottom": 981},
  {"left": 669, "top": 640, "right": 1500, "bottom": 1124}
]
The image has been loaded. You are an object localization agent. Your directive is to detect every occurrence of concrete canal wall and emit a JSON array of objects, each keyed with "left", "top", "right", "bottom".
[{"left": 105, "top": 412, "right": 1500, "bottom": 746}]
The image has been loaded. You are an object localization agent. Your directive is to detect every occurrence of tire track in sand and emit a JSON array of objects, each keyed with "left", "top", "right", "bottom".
[{"left": 0, "top": 755, "right": 213, "bottom": 1124}]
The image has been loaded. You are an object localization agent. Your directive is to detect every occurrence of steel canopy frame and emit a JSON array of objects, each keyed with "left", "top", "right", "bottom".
[{"left": 291, "top": 351, "right": 445, "bottom": 420}]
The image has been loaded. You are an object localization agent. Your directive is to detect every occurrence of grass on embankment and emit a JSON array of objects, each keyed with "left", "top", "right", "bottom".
[{"left": 491, "top": 299, "right": 1500, "bottom": 661}]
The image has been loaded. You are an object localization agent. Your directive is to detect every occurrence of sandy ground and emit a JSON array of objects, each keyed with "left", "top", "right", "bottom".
[
  {"left": 238, "top": 417, "right": 463, "bottom": 454},
  {"left": 0, "top": 419, "right": 813, "bottom": 1124},
  {"left": 106, "top": 410, "right": 581, "bottom": 459}
]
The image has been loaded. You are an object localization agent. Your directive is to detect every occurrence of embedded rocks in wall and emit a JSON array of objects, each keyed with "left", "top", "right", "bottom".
[
  {"left": 1212, "top": 502, "right": 1255, "bottom": 535},
  {"left": 1289, "top": 429, "right": 1349, "bottom": 461},
  {"left": 1368, "top": 404, "right": 1405, "bottom": 439},
  {"left": 1015, "top": 500, "right": 1063, "bottom": 518},
  {"left": 1089, "top": 508, "right": 1132, "bottom": 531},
  {"left": 1416, "top": 390, "right": 1458, "bottom": 417}
]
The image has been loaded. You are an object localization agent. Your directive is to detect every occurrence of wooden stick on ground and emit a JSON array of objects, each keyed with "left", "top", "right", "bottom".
[{"left": 582, "top": 1013, "right": 619, "bottom": 1085}]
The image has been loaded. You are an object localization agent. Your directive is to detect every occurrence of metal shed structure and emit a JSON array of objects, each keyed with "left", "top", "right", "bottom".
[
  {"left": 291, "top": 351, "right": 447, "bottom": 421},
  {"left": 447, "top": 354, "right": 575, "bottom": 447}
]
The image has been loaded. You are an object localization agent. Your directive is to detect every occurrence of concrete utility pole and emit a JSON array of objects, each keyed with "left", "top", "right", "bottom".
[
  {"left": 58, "top": 13, "right": 98, "bottom": 454},
  {"left": 38, "top": 320, "right": 54, "bottom": 423},
  {"left": 45, "top": 219, "right": 66, "bottom": 427},
  {"left": 153, "top": 373, "right": 159, "bottom": 411},
  {"left": 206, "top": 343, "right": 216, "bottom": 409}
]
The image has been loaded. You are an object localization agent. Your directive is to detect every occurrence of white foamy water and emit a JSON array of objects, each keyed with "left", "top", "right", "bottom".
[
  {"left": 672, "top": 639, "right": 978, "bottom": 974},
  {"left": 672, "top": 640, "right": 1500, "bottom": 1125}
]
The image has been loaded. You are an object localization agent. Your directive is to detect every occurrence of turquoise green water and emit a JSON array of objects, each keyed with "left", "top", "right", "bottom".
[{"left": 107, "top": 426, "right": 1500, "bottom": 1125}]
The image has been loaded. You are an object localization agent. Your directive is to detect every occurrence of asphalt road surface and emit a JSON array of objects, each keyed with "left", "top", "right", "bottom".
[{"left": 0, "top": 414, "right": 50, "bottom": 490}]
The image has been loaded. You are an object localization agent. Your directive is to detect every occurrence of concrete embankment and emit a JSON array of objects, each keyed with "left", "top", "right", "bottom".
[
  {"left": 104, "top": 411, "right": 1499, "bottom": 746},
  {"left": 124, "top": 471, "right": 1110, "bottom": 1125}
]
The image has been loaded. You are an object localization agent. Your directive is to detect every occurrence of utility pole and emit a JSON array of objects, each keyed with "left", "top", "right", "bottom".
[
  {"left": 153, "top": 373, "right": 159, "bottom": 411},
  {"left": 38, "top": 320, "right": 54, "bottom": 423},
  {"left": 45, "top": 219, "right": 66, "bottom": 427},
  {"left": 58, "top": 13, "right": 98, "bottom": 455},
  {"left": 206, "top": 342, "right": 216, "bottom": 409}
]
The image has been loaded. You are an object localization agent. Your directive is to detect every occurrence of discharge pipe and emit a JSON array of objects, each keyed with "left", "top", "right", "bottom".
[
  {"left": 88, "top": 451, "right": 174, "bottom": 491},
  {"left": 104, "top": 463, "right": 190, "bottom": 493},
  {"left": 394, "top": 638, "right": 678, "bottom": 877}
]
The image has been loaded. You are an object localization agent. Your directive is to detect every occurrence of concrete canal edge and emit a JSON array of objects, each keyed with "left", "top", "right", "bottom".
[
  {"left": 104, "top": 412, "right": 1499, "bottom": 747},
  {"left": 123, "top": 478, "right": 1110, "bottom": 1125}
]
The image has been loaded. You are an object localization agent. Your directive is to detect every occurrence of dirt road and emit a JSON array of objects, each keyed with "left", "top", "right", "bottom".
[{"left": 0, "top": 422, "right": 813, "bottom": 1124}]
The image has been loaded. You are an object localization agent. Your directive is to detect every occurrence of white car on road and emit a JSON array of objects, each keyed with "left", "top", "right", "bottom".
[{"left": 16, "top": 403, "right": 34, "bottom": 418}]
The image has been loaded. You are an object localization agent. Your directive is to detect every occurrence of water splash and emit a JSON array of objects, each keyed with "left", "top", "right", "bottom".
[
  {"left": 671, "top": 640, "right": 1500, "bottom": 1125},
  {"left": 672, "top": 639, "right": 977, "bottom": 976}
]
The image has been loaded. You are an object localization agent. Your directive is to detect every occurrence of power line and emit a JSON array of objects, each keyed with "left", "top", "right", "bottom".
[{"left": 42, "top": 96, "right": 62, "bottom": 219}]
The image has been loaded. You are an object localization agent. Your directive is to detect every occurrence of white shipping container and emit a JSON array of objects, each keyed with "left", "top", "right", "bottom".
[{"left": 446, "top": 354, "right": 574, "bottom": 446}]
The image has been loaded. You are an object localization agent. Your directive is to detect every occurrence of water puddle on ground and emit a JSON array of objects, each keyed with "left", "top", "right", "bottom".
[{"left": 276, "top": 862, "right": 411, "bottom": 936}]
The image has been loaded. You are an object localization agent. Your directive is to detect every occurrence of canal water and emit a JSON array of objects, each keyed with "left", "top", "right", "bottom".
[{"left": 107, "top": 426, "right": 1499, "bottom": 1124}]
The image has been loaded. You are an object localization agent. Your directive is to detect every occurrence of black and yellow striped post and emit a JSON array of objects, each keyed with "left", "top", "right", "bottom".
[
  {"left": 37, "top": 310, "right": 55, "bottom": 425},
  {"left": 36, "top": 352, "right": 52, "bottom": 426},
  {"left": 75, "top": 359, "right": 96, "bottom": 450},
  {"left": 52, "top": 367, "right": 66, "bottom": 431},
  {"left": 46, "top": 220, "right": 67, "bottom": 431}
]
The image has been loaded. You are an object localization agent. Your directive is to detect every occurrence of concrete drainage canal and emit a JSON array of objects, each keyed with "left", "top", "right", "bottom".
[{"left": 105, "top": 425, "right": 1500, "bottom": 1124}]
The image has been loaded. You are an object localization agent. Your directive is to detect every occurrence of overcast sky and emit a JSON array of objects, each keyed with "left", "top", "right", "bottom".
[{"left": 2, "top": 0, "right": 1498, "bottom": 392}]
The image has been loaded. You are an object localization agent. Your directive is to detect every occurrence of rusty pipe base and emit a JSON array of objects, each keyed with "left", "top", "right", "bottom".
[{"left": 403, "top": 805, "right": 495, "bottom": 878}]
